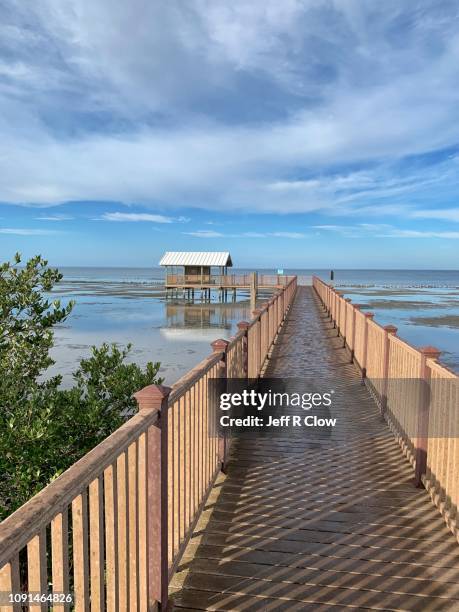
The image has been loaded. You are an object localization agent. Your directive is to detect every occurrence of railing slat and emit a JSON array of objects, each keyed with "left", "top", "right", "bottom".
[
  {"left": 127, "top": 442, "right": 138, "bottom": 612},
  {"left": 137, "top": 433, "right": 148, "bottom": 612},
  {"left": 103, "top": 463, "right": 118, "bottom": 612},
  {"left": 72, "top": 492, "right": 89, "bottom": 612},
  {"left": 51, "top": 510, "right": 69, "bottom": 612},
  {"left": 0, "top": 556, "right": 21, "bottom": 612},
  {"left": 116, "top": 453, "right": 129, "bottom": 612},
  {"left": 27, "top": 530, "right": 47, "bottom": 611},
  {"left": 89, "top": 477, "right": 105, "bottom": 612}
]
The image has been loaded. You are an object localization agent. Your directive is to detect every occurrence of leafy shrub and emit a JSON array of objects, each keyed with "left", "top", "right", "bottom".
[{"left": 0, "top": 254, "right": 162, "bottom": 519}]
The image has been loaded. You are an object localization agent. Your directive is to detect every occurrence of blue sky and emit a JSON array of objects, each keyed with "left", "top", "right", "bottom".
[{"left": 1, "top": 1, "right": 459, "bottom": 268}]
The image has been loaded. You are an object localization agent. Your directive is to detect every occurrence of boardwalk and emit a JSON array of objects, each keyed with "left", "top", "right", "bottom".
[{"left": 171, "top": 287, "right": 459, "bottom": 611}]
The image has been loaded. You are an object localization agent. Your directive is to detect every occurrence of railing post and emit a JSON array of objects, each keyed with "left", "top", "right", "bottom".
[
  {"left": 329, "top": 288, "right": 334, "bottom": 323},
  {"left": 211, "top": 339, "right": 230, "bottom": 471},
  {"left": 237, "top": 321, "right": 250, "bottom": 378},
  {"left": 134, "top": 384, "right": 172, "bottom": 612},
  {"left": 343, "top": 298, "right": 351, "bottom": 347},
  {"left": 266, "top": 299, "right": 272, "bottom": 346},
  {"left": 335, "top": 291, "right": 343, "bottom": 335},
  {"left": 276, "top": 291, "right": 281, "bottom": 328},
  {"left": 414, "top": 346, "right": 441, "bottom": 488},
  {"left": 252, "top": 309, "right": 262, "bottom": 376},
  {"left": 361, "top": 312, "right": 374, "bottom": 382},
  {"left": 350, "top": 304, "right": 361, "bottom": 363},
  {"left": 334, "top": 289, "right": 340, "bottom": 328},
  {"left": 381, "top": 325, "right": 397, "bottom": 419}
]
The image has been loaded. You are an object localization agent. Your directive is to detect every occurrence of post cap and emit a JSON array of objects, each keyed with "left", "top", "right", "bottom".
[
  {"left": 364, "top": 311, "right": 375, "bottom": 318},
  {"left": 237, "top": 320, "right": 250, "bottom": 331},
  {"left": 345, "top": 298, "right": 352, "bottom": 302},
  {"left": 353, "top": 304, "right": 362, "bottom": 310},
  {"left": 420, "top": 346, "right": 441, "bottom": 360},
  {"left": 211, "top": 338, "right": 229, "bottom": 352},
  {"left": 384, "top": 324, "right": 398, "bottom": 335},
  {"left": 134, "top": 384, "right": 172, "bottom": 410}
]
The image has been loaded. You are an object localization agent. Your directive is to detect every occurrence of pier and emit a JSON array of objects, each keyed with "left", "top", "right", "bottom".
[
  {"left": 159, "top": 250, "right": 295, "bottom": 303},
  {"left": 1, "top": 277, "right": 458, "bottom": 611}
]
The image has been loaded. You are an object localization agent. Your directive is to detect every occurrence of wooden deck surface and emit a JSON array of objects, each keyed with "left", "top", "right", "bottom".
[{"left": 170, "top": 286, "right": 459, "bottom": 611}]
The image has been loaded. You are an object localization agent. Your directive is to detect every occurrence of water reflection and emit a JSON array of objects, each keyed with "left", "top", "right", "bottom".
[{"left": 160, "top": 299, "right": 254, "bottom": 342}]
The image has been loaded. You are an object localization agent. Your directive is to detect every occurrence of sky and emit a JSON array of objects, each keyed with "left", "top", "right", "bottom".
[{"left": 1, "top": 1, "right": 459, "bottom": 268}]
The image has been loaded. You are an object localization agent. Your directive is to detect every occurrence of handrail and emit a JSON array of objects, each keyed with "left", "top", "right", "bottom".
[
  {"left": 168, "top": 351, "right": 223, "bottom": 404},
  {"left": 312, "top": 275, "right": 458, "bottom": 543},
  {"left": 0, "top": 410, "right": 159, "bottom": 567},
  {"left": 165, "top": 273, "right": 296, "bottom": 287},
  {"left": 0, "top": 275, "right": 297, "bottom": 610}
]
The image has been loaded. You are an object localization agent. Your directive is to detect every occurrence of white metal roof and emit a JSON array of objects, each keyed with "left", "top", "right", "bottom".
[{"left": 159, "top": 252, "right": 233, "bottom": 267}]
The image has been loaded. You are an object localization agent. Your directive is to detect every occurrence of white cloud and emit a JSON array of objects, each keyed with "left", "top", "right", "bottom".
[
  {"left": 99, "top": 212, "right": 188, "bottom": 223},
  {"left": 410, "top": 208, "right": 459, "bottom": 222},
  {"left": 313, "top": 223, "right": 459, "bottom": 239},
  {"left": 36, "top": 214, "right": 74, "bottom": 221},
  {"left": 1, "top": 0, "right": 459, "bottom": 219},
  {"left": 270, "top": 231, "right": 305, "bottom": 239},
  {"left": 184, "top": 230, "right": 225, "bottom": 238},
  {"left": 378, "top": 229, "right": 459, "bottom": 239},
  {"left": 0, "top": 228, "right": 59, "bottom": 235},
  {"left": 184, "top": 229, "right": 306, "bottom": 239}
]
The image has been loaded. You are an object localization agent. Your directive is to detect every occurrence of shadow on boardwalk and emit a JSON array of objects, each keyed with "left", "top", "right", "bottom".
[{"left": 170, "top": 287, "right": 459, "bottom": 611}]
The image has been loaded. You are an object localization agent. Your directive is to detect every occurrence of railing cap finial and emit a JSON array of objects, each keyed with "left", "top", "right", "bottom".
[
  {"left": 211, "top": 338, "right": 229, "bottom": 352},
  {"left": 237, "top": 321, "right": 250, "bottom": 331},
  {"left": 420, "top": 346, "right": 441, "bottom": 359},
  {"left": 134, "top": 384, "right": 172, "bottom": 411},
  {"left": 384, "top": 324, "right": 398, "bottom": 335}
]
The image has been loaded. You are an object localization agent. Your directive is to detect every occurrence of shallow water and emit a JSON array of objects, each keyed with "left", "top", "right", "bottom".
[
  {"left": 48, "top": 278, "right": 271, "bottom": 386},
  {"left": 338, "top": 286, "right": 459, "bottom": 372}
]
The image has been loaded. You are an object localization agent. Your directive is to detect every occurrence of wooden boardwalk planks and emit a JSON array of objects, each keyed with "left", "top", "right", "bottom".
[{"left": 170, "top": 287, "right": 459, "bottom": 611}]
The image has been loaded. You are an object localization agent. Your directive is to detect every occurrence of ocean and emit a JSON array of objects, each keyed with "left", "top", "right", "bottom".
[{"left": 47, "top": 268, "right": 459, "bottom": 385}]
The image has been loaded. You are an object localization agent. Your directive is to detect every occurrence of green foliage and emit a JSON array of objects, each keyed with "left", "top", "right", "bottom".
[
  {"left": 0, "top": 254, "right": 162, "bottom": 520},
  {"left": 0, "top": 253, "right": 73, "bottom": 404}
]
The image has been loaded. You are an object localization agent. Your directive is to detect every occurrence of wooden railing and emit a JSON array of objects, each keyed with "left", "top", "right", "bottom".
[
  {"left": 0, "top": 277, "right": 297, "bottom": 610},
  {"left": 313, "top": 276, "right": 459, "bottom": 541},
  {"left": 165, "top": 273, "right": 295, "bottom": 287}
]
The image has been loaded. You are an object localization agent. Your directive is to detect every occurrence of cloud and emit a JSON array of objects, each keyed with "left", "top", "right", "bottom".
[
  {"left": 0, "top": 228, "right": 59, "bottom": 235},
  {"left": 377, "top": 229, "right": 459, "bottom": 239},
  {"left": 99, "top": 212, "right": 179, "bottom": 223},
  {"left": 410, "top": 208, "right": 459, "bottom": 222},
  {"left": 1, "top": 0, "right": 459, "bottom": 220},
  {"left": 270, "top": 231, "right": 305, "bottom": 239},
  {"left": 184, "top": 229, "right": 306, "bottom": 239},
  {"left": 184, "top": 229, "right": 225, "bottom": 238},
  {"left": 36, "top": 214, "right": 74, "bottom": 221},
  {"left": 313, "top": 223, "right": 459, "bottom": 239}
]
